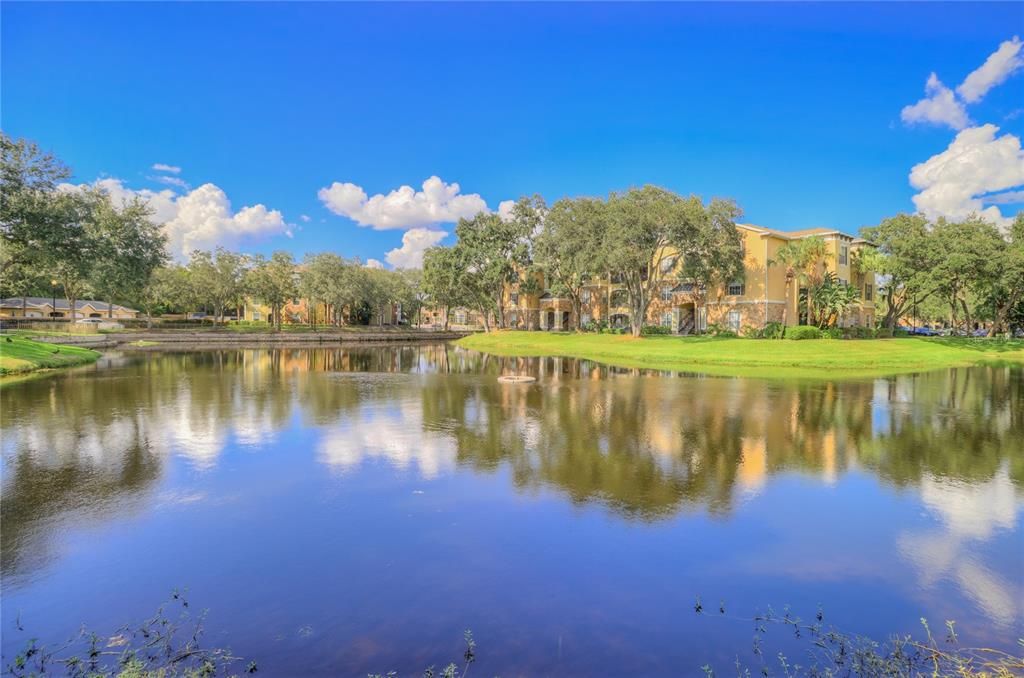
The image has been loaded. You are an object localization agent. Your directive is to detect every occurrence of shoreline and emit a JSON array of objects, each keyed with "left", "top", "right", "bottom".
[
  {"left": 0, "top": 336, "right": 101, "bottom": 378},
  {"left": 455, "top": 331, "right": 1024, "bottom": 380},
  {"left": 20, "top": 329, "right": 471, "bottom": 349}
]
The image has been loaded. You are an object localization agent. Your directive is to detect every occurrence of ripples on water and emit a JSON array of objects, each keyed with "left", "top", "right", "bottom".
[{"left": 1, "top": 345, "right": 1021, "bottom": 675}]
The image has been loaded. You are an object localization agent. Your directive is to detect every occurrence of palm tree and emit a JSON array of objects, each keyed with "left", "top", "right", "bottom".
[
  {"left": 770, "top": 242, "right": 809, "bottom": 332},
  {"left": 798, "top": 237, "right": 831, "bottom": 326},
  {"left": 770, "top": 236, "right": 831, "bottom": 332}
]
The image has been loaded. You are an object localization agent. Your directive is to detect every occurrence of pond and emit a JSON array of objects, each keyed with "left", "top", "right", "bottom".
[{"left": 2, "top": 345, "right": 1021, "bottom": 675}]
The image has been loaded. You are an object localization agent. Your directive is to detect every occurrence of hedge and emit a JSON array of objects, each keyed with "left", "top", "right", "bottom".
[{"left": 785, "top": 326, "right": 823, "bottom": 340}]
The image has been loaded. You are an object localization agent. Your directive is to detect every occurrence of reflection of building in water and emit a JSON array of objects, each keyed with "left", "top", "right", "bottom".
[
  {"left": 737, "top": 437, "right": 767, "bottom": 493},
  {"left": 3, "top": 350, "right": 1020, "bottom": 581}
]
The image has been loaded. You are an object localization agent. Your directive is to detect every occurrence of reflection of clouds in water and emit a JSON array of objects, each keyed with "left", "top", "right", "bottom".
[
  {"left": 897, "top": 466, "right": 1021, "bottom": 627},
  {"left": 164, "top": 403, "right": 228, "bottom": 470},
  {"left": 317, "top": 399, "right": 455, "bottom": 479},
  {"left": 2, "top": 381, "right": 283, "bottom": 472},
  {"left": 919, "top": 471, "right": 1017, "bottom": 540}
]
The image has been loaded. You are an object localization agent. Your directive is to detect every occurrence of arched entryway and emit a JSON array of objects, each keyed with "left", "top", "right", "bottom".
[{"left": 545, "top": 309, "right": 555, "bottom": 329}]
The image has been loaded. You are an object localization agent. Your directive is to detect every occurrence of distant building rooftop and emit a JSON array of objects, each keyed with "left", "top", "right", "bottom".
[
  {"left": 0, "top": 297, "right": 139, "bottom": 313},
  {"left": 738, "top": 224, "right": 860, "bottom": 240}
]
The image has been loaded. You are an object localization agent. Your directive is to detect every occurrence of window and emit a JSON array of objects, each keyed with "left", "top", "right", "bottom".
[
  {"left": 509, "top": 312, "right": 517, "bottom": 325},
  {"left": 727, "top": 281, "right": 745, "bottom": 296},
  {"left": 659, "top": 256, "right": 676, "bottom": 273},
  {"left": 581, "top": 313, "right": 591, "bottom": 326},
  {"left": 727, "top": 310, "right": 741, "bottom": 332},
  {"left": 454, "top": 310, "right": 466, "bottom": 325},
  {"left": 510, "top": 292, "right": 519, "bottom": 306},
  {"left": 581, "top": 289, "right": 591, "bottom": 305},
  {"left": 661, "top": 286, "right": 673, "bottom": 301},
  {"left": 839, "top": 245, "right": 849, "bottom": 266},
  {"left": 253, "top": 311, "right": 261, "bottom": 321},
  {"left": 661, "top": 312, "right": 674, "bottom": 328},
  {"left": 864, "top": 284, "right": 873, "bottom": 301},
  {"left": 839, "top": 278, "right": 848, "bottom": 287},
  {"left": 679, "top": 282, "right": 695, "bottom": 293}
]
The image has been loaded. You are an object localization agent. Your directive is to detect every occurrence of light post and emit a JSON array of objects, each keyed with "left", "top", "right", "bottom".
[{"left": 51, "top": 279, "right": 58, "bottom": 321}]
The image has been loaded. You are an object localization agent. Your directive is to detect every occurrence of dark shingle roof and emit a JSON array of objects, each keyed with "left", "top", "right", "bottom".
[{"left": 0, "top": 297, "right": 139, "bottom": 313}]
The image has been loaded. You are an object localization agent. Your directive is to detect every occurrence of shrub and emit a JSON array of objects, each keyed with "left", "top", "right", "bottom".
[
  {"left": 642, "top": 325, "right": 672, "bottom": 336},
  {"left": 874, "top": 327, "right": 894, "bottom": 338},
  {"left": 705, "top": 323, "right": 738, "bottom": 338},
  {"left": 822, "top": 327, "right": 844, "bottom": 340},
  {"left": 785, "top": 325, "right": 822, "bottom": 340},
  {"left": 893, "top": 328, "right": 911, "bottom": 337},
  {"left": 760, "top": 321, "right": 785, "bottom": 339}
]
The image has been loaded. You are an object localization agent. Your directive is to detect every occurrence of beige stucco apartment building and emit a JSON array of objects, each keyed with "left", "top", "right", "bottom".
[{"left": 437, "top": 224, "right": 877, "bottom": 334}]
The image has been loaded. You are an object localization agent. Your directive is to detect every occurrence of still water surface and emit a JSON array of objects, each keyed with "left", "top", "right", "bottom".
[{"left": 1, "top": 345, "right": 1022, "bottom": 675}]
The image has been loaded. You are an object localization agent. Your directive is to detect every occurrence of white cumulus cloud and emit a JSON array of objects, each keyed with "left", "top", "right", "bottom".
[
  {"left": 982, "top": 189, "right": 1024, "bottom": 205},
  {"left": 63, "top": 178, "right": 290, "bottom": 259},
  {"left": 364, "top": 258, "right": 385, "bottom": 270},
  {"left": 152, "top": 175, "right": 190, "bottom": 190},
  {"left": 318, "top": 176, "right": 488, "bottom": 230},
  {"left": 901, "top": 37, "right": 1024, "bottom": 131},
  {"left": 497, "top": 199, "right": 517, "bottom": 222},
  {"left": 901, "top": 73, "right": 970, "bottom": 130},
  {"left": 152, "top": 163, "right": 181, "bottom": 174},
  {"left": 957, "top": 36, "right": 1024, "bottom": 104},
  {"left": 384, "top": 228, "right": 448, "bottom": 269},
  {"left": 909, "top": 124, "right": 1024, "bottom": 228}
]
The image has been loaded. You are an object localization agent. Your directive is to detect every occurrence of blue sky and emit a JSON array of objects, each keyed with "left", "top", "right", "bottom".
[{"left": 3, "top": 2, "right": 1022, "bottom": 266}]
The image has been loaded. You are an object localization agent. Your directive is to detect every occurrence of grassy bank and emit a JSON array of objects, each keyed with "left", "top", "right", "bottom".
[
  {"left": 0, "top": 335, "right": 101, "bottom": 376},
  {"left": 456, "top": 331, "right": 1024, "bottom": 379}
]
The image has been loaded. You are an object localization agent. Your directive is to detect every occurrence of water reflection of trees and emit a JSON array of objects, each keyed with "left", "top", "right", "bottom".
[{"left": 2, "top": 347, "right": 1020, "bottom": 578}]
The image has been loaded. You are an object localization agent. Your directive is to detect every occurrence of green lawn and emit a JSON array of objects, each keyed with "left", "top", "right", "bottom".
[
  {"left": 456, "top": 331, "right": 1024, "bottom": 379},
  {"left": 0, "top": 335, "right": 101, "bottom": 376}
]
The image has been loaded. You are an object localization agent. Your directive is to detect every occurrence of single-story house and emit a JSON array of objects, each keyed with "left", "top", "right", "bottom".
[{"left": 0, "top": 297, "right": 140, "bottom": 320}]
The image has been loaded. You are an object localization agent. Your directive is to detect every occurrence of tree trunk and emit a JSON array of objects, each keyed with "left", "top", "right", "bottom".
[
  {"left": 67, "top": 294, "right": 76, "bottom": 331},
  {"left": 780, "top": 274, "right": 791, "bottom": 337},
  {"left": 630, "top": 290, "right": 646, "bottom": 338},
  {"left": 443, "top": 305, "right": 450, "bottom": 331},
  {"left": 496, "top": 295, "right": 505, "bottom": 329}
]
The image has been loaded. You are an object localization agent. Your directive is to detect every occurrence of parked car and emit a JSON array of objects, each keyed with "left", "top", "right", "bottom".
[
  {"left": 76, "top": 318, "right": 104, "bottom": 324},
  {"left": 972, "top": 328, "right": 990, "bottom": 337},
  {"left": 911, "top": 326, "right": 939, "bottom": 336}
]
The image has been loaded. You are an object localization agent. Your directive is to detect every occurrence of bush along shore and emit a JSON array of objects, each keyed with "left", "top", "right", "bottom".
[
  {"left": 0, "top": 335, "right": 100, "bottom": 376},
  {"left": 456, "top": 331, "right": 1024, "bottom": 379}
]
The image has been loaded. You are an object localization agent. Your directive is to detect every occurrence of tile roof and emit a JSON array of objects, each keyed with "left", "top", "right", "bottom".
[{"left": 738, "top": 224, "right": 859, "bottom": 240}]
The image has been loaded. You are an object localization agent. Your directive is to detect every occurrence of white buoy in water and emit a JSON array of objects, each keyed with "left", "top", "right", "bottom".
[{"left": 498, "top": 375, "right": 536, "bottom": 384}]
